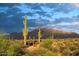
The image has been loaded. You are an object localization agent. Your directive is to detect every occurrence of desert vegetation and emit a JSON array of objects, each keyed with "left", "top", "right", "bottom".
[
  {"left": 0, "top": 16, "right": 79, "bottom": 56},
  {"left": 0, "top": 37, "right": 79, "bottom": 56},
  {"left": 22, "top": 16, "right": 28, "bottom": 46}
]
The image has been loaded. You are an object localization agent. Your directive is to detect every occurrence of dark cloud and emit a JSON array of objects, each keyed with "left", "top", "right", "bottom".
[{"left": 0, "top": 3, "right": 20, "bottom": 7}]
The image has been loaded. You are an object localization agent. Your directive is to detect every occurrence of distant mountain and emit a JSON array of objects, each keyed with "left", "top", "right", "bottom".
[
  {"left": 28, "top": 28, "right": 79, "bottom": 39},
  {"left": 8, "top": 28, "right": 79, "bottom": 40}
]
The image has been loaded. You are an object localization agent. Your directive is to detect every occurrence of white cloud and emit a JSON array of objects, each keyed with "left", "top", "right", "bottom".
[
  {"left": 55, "top": 22, "right": 79, "bottom": 26},
  {"left": 72, "top": 3, "right": 79, "bottom": 7},
  {"left": 46, "top": 21, "right": 79, "bottom": 34}
]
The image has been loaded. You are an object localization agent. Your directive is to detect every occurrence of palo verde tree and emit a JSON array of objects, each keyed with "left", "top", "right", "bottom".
[{"left": 22, "top": 16, "right": 28, "bottom": 46}]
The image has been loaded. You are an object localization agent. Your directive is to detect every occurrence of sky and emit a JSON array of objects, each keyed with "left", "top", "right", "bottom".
[{"left": 0, "top": 3, "right": 79, "bottom": 33}]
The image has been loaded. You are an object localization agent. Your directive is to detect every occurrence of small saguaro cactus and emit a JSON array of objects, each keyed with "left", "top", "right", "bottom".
[
  {"left": 38, "top": 28, "right": 42, "bottom": 44},
  {"left": 22, "top": 16, "right": 28, "bottom": 46},
  {"left": 52, "top": 33, "right": 54, "bottom": 39}
]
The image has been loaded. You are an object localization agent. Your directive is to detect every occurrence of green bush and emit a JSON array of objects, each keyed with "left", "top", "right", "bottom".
[
  {"left": 0, "top": 39, "right": 22, "bottom": 56},
  {"left": 40, "top": 39, "right": 52, "bottom": 49}
]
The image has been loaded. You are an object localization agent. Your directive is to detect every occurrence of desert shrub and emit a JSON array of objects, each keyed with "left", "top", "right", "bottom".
[
  {"left": 40, "top": 39, "right": 52, "bottom": 49},
  {"left": 70, "top": 49, "right": 79, "bottom": 56},
  {"left": 6, "top": 44, "right": 15, "bottom": 56},
  {"left": 7, "top": 40, "right": 24, "bottom": 56},
  {"left": 68, "top": 45, "right": 78, "bottom": 51},
  {"left": 25, "top": 47, "right": 53, "bottom": 56},
  {"left": 0, "top": 39, "right": 22, "bottom": 56},
  {"left": 13, "top": 46, "right": 26, "bottom": 56},
  {"left": 0, "top": 39, "right": 10, "bottom": 56},
  {"left": 61, "top": 48, "right": 71, "bottom": 56}
]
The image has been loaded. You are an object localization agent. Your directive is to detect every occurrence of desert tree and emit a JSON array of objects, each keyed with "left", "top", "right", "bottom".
[{"left": 22, "top": 16, "right": 28, "bottom": 46}]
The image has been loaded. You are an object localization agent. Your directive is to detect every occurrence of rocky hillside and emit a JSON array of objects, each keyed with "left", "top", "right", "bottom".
[{"left": 9, "top": 28, "right": 79, "bottom": 39}]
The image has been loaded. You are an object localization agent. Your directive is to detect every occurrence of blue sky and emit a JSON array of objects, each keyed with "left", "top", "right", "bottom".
[{"left": 0, "top": 3, "right": 79, "bottom": 33}]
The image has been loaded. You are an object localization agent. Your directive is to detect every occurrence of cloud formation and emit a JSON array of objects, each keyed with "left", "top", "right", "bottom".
[{"left": 0, "top": 3, "right": 79, "bottom": 33}]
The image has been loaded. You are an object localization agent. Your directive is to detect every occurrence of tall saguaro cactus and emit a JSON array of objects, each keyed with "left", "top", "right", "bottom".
[
  {"left": 38, "top": 28, "right": 42, "bottom": 44},
  {"left": 22, "top": 16, "right": 28, "bottom": 46}
]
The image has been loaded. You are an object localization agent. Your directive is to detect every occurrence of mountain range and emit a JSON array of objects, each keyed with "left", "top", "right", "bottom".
[{"left": 8, "top": 28, "right": 79, "bottom": 40}]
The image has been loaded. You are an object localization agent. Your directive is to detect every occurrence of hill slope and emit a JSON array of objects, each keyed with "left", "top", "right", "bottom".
[{"left": 9, "top": 28, "right": 79, "bottom": 39}]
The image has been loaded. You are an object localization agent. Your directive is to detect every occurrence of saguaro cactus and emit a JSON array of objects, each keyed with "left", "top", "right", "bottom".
[
  {"left": 22, "top": 16, "right": 28, "bottom": 46},
  {"left": 38, "top": 28, "right": 42, "bottom": 44}
]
